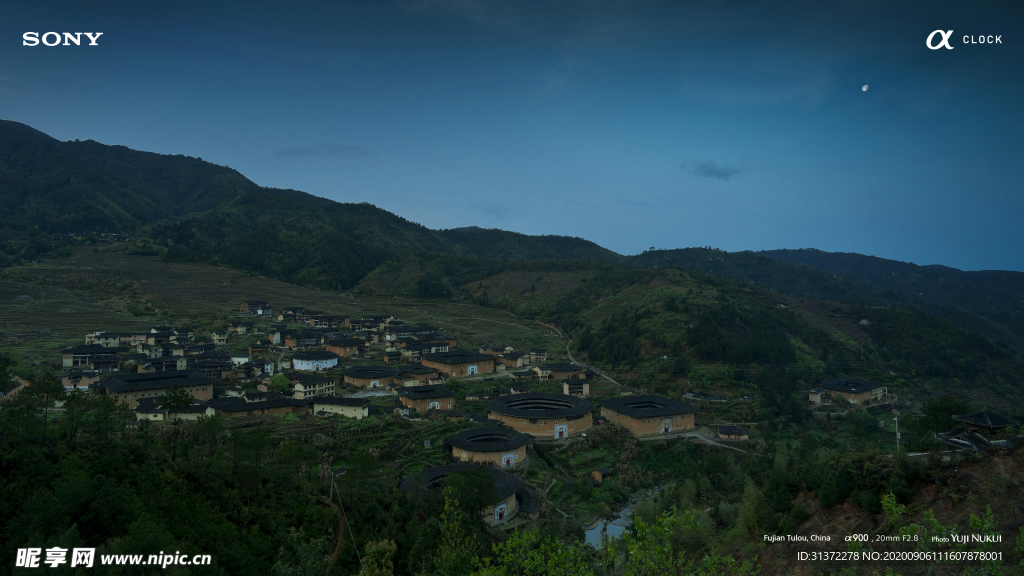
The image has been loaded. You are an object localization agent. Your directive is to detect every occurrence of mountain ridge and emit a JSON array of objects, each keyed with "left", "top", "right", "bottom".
[{"left": 2, "top": 118, "right": 1021, "bottom": 351}]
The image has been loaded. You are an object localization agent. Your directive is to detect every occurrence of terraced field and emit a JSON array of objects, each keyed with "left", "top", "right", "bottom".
[{"left": 0, "top": 245, "right": 566, "bottom": 371}]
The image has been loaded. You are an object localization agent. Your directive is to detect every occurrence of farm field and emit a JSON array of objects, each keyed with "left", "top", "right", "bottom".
[{"left": 0, "top": 245, "right": 566, "bottom": 371}]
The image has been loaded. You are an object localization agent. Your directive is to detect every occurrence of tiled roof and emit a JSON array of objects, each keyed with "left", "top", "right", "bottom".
[
  {"left": 601, "top": 395, "right": 697, "bottom": 418},
  {"left": 953, "top": 410, "right": 1020, "bottom": 428},
  {"left": 820, "top": 377, "right": 885, "bottom": 394}
]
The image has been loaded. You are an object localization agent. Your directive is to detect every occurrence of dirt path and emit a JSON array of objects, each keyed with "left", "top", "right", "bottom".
[
  {"left": 691, "top": 434, "right": 746, "bottom": 453},
  {"left": 1, "top": 376, "right": 30, "bottom": 404},
  {"left": 535, "top": 321, "right": 622, "bottom": 387},
  {"left": 565, "top": 340, "right": 620, "bottom": 386},
  {"left": 321, "top": 496, "right": 345, "bottom": 573}
]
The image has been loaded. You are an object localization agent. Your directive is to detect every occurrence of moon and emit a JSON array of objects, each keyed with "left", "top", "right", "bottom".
[{"left": 862, "top": 85, "right": 869, "bottom": 92}]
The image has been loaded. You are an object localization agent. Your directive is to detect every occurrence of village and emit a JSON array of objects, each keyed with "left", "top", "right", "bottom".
[
  {"left": 5, "top": 296, "right": 1014, "bottom": 534},
  {"left": 35, "top": 299, "right": 720, "bottom": 527}
]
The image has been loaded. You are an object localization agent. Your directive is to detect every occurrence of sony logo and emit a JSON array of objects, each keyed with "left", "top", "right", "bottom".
[{"left": 23, "top": 32, "right": 103, "bottom": 46}]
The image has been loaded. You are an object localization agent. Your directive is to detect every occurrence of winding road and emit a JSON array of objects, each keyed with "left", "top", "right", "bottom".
[{"left": 535, "top": 320, "right": 621, "bottom": 386}]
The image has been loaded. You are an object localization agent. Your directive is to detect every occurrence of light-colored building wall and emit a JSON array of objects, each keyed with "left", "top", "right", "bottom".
[
  {"left": 421, "top": 358, "right": 495, "bottom": 377},
  {"left": 313, "top": 403, "right": 368, "bottom": 419},
  {"left": 600, "top": 409, "right": 694, "bottom": 437},
  {"left": 114, "top": 385, "right": 213, "bottom": 410},
  {"left": 485, "top": 493, "right": 518, "bottom": 525},
  {"left": 452, "top": 445, "right": 527, "bottom": 468},
  {"left": 487, "top": 412, "right": 591, "bottom": 439},
  {"left": 828, "top": 387, "right": 886, "bottom": 405},
  {"left": 401, "top": 395, "right": 454, "bottom": 412}
]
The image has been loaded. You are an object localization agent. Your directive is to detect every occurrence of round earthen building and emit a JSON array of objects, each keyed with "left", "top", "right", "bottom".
[
  {"left": 447, "top": 427, "right": 532, "bottom": 468},
  {"left": 485, "top": 392, "right": 593, "bottom": 439}
]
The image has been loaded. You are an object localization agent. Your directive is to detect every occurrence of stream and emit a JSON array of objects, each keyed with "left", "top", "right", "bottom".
[{"left": 584, "top": 484, "right": 670, "bottom": 547}]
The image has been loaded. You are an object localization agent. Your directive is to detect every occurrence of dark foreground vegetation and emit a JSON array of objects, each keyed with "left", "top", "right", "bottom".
[
  {"left": 3, "top": 364, "right": 1024, "bottom": 576},
  {"left": 4, "top": 120, "right": 1024, "bottom": 575}
]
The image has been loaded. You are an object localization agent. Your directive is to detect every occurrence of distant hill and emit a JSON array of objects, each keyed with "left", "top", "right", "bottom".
[
  {"left": 3, "top": 119, "right": 1022, "bottom": 352},
  {"left": 625, "top": 248, "right": 1024, "bottom": 354},
  {"left": 439, "top": 227, "right": 623, "bottom": 263},
  {"left": 760, "top": 249, "right": 1024, "bottom": 337},
  {"left": 0, "top": 120, "right": 625, "bottom": 289},
  {"left": 0, "top": 119, "right": 253, "bottom": 235},
  {"left": 455, "top": 265, "right": 1024, "bottom": 412}
]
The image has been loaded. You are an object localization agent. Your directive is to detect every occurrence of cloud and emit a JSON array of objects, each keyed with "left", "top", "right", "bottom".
[
  {"left": 469, "top": 202, "right": 511, "bottom": 221},
  {"left": 685, "top": 160, "right": 745, "bottom": 181},
  {"left": 273, "top": 143, "right": 372, "bottom": 159}
]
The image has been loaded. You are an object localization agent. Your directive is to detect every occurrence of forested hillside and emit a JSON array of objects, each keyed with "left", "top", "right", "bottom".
[
  {"left": 761, "top": 248, "right": 1024, "bottom": 336},
  {"left": 439, "top": 227, "right": 622, "bottom": 263},
  {"left": 0, "top": 120, "right": 623, "bottom": 290},
  {"left": 0, "top": 120, "right": 253, "bottom": 236},
  {"left": 451, "top": 265, "right": 1024, "bottom": 412},
  {"left": 4, "top": 118, "right": 1024, "bottom": 358},
  {"left": 626, "top": 248, "right": 1024, "bottom": 354}
]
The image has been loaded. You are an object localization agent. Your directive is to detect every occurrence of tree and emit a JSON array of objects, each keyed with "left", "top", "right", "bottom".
[
  {"left": 271, "top": 527, "right": 333, "bottom": 576},
  {"left": 160, "top": 385, "right": 193, "bottom": 419},
  {"left": 160, "top": 385, "right": 193, "bottom": 461},
  {"left": 61, "top": 389, "right": 88, "bottom": 442},
  {"left": 27, "top": 371, "right": 64, "bottom": 436},
  {"left": 358, "top": 540, "right": 397, "bottom": 576},
  {"left": 270, "top": 374, "right": 290, "bottom": 392},
  {"left": 442, "top": 467, "right": 498, "bottom": 525},
  {"left": 921, "top": 395, "right": 970, "bottom": 434},
  {"left": 474, "top": 529, "right": 593, "bottom": 576},
  {"left": 431, "top": 486, "right": 477, "bottom": 576},
  {"left": 83, "top": 393, "right": 134, "bottom": 442}
]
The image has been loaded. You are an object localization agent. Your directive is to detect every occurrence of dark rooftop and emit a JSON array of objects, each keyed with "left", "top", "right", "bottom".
[
  {"left": 343, "top": 366, "right": 401, "bottom": 379},
  {"left": 517, "top": 486, "right": 540, "bottom": 516},
  {"left": 293, "top": 351, "right": 341, "bottom": 361},
  {"left": 486, "top": 392, "right": 593, "bottom": 418},
  {"left": 400, "top": 464, "right": 521, "bottom": 502},
  {"left": 102, "top": 370, "right": 216, "bottom": 394},
  {"left": 820, "top": 377, "right": 885, "bottom": 394},
  {"left": 421, "top": 349, "right": 495, "bottom": 365},
  {"left": 953, "top": 410, "right": 1020, "bottom": 429},
  {"left": 402, "top": 385, "right": 455, "bottom": 400},
  {"left": 448, "top": 426, "right": 531, "bottom": 453},
  {"left": 601, "top": 394, "right": 698, "bottom": 418}
]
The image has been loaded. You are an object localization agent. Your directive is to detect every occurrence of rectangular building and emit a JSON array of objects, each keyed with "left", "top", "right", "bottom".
[
  {"left": 600, "top": 395, "right": 697, "bottom": 437},
  {"left": 820, "top": 378, "right": 886, "bottom": 405},
  {"left": 101, "top": 370, "right": 216, "bottom": 410},
  {"left": 421, "top": 349, "right": 495, "bottom": 377},
  {"left": 399, "top": 385, "right": 455, "bottom": 412}
]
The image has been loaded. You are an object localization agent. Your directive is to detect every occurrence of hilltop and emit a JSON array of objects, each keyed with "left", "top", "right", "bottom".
[{"left": 2, "top": 118, "right": 1024, "bottom": 356}]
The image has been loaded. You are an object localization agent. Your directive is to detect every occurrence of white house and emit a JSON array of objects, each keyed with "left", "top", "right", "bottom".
[{"left": 292, "top": 351, "right": 340, "bottom": 372}]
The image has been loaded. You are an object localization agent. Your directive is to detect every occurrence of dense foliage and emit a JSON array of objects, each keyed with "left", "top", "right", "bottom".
[
  {"left": 627, "top": 248, "right": 1024, "bottom": 354},
  {"left": 762, "top": 248, "right": 1024, "bottom": 337}
]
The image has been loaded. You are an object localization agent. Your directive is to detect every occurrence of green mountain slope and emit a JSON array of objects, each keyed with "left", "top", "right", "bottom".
[
  {"left": 455, "top": 265, "right": 1024, "bottom": 411},
  {"left": 625, "top": 248, "right": 1024, "bottom": 354},
  {"left": 761, "top": 249, "right": 1024, "bottom": 336},
  {"left": 439, "top": 227, "right": 623, "bottom": 263},
  {"left": 3, "top": 117, "right": 1022, "bottom": 355},
  {"left": 0, "top": 120, "right": 253, "bottom": 235},
  {"left": 0, "top": 120, "right": 626, "bottom": 289}
]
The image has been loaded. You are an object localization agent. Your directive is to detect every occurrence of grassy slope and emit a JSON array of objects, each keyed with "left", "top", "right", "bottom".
[{"left": 0, "top": 245, "right": 566, "bottom": 375}]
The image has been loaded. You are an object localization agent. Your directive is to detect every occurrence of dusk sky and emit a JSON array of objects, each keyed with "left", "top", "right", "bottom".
[{"left": 4, "top": 1, "right": 1022, "bottom": 271}]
